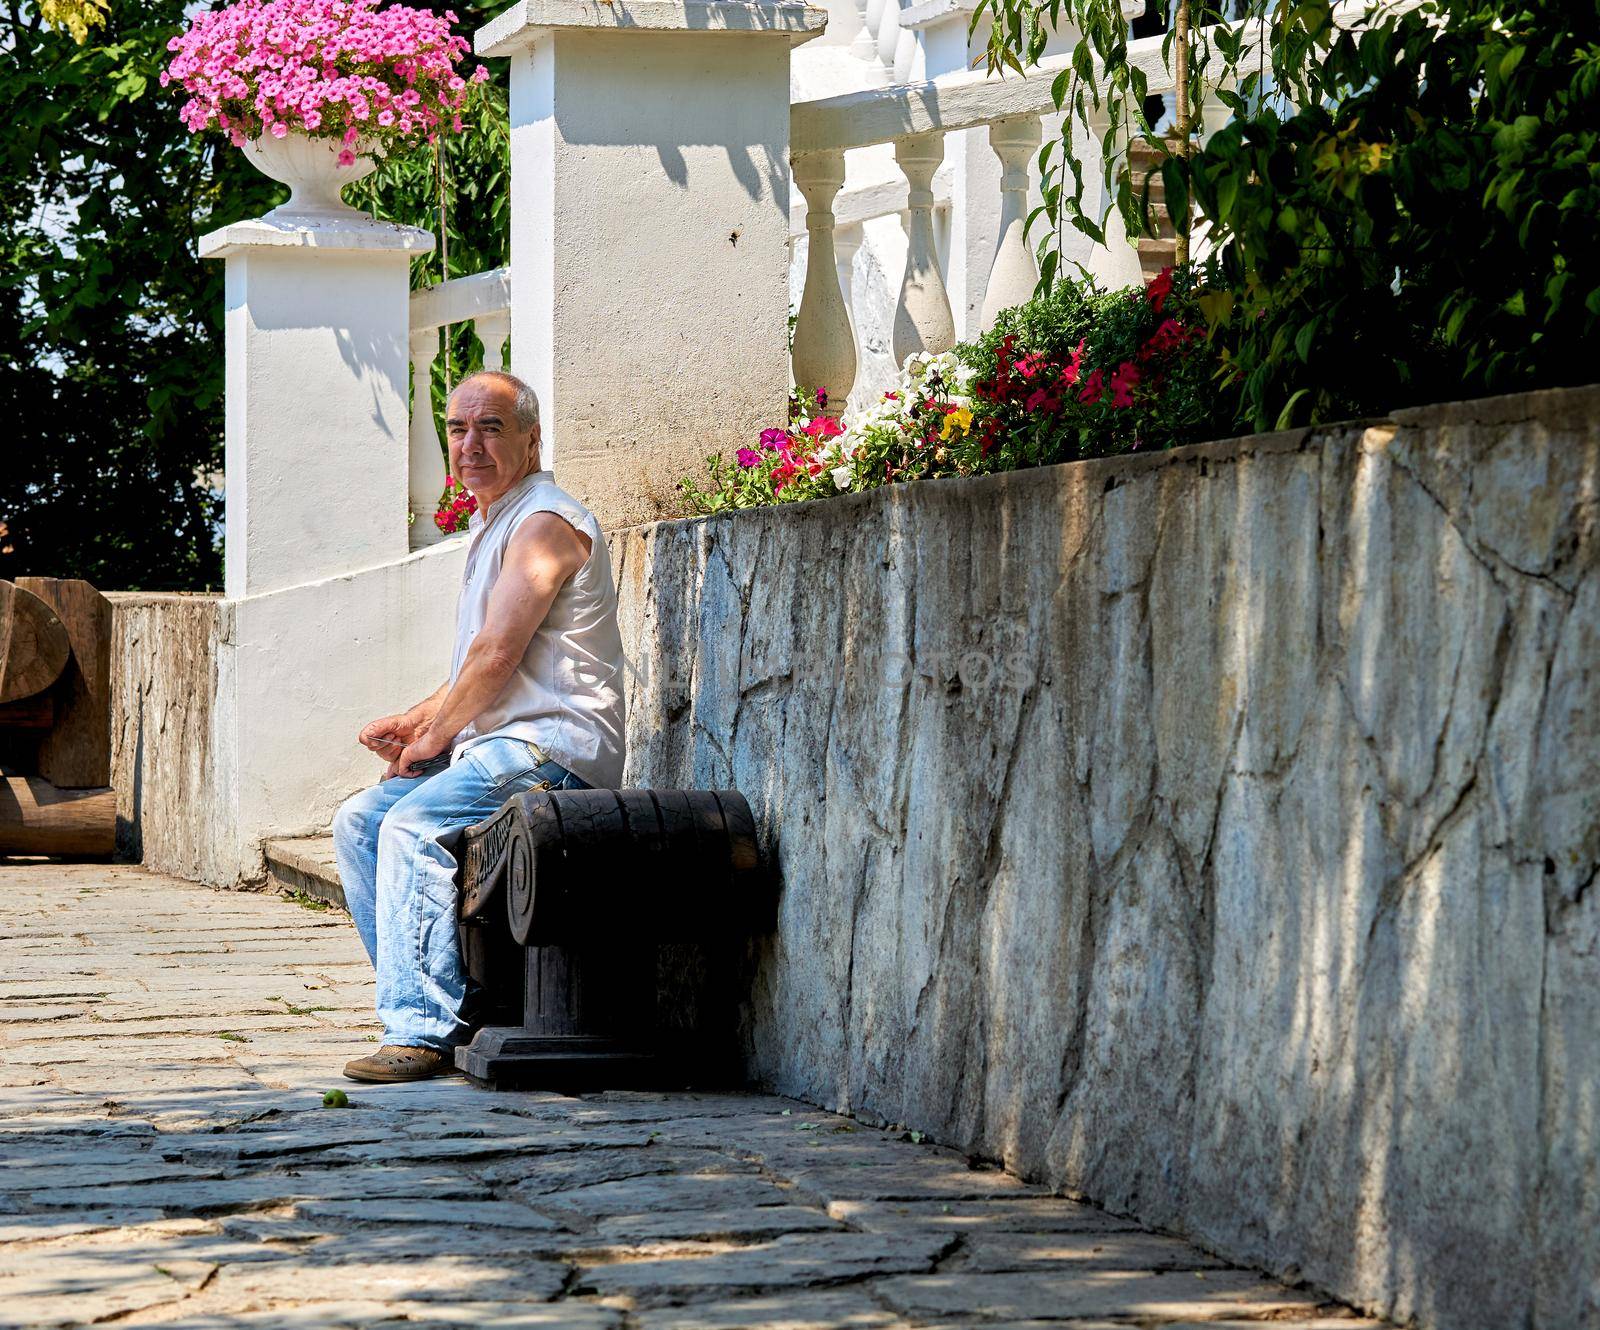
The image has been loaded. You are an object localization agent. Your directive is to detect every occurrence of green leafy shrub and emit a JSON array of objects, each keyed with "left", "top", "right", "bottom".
[
  {"left": 678, "top": 366, "right": 974, "bottom": 516},
  {"left": 957, "top": 265, "right": 1224, "bottom": 471},
  {"left": 680, "top": 268, "right": 1222, "bottom": 513},
  {"left": 1192, "top": 0, "right": 1600, "bottom": 430}
]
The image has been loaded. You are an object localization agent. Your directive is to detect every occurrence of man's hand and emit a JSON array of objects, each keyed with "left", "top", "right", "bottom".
[
  {"left": 359, "top": 686, "right": 447, "bottom": 768},
  {"left": 359, "top": 713, "right": 420, "bottom": 758},
  {"left": 390, "top": 727, "right": 451, "bottom": 780}
]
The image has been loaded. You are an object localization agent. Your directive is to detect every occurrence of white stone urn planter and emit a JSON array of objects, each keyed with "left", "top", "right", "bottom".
[{"left": 243, "top": 133, "right": 378, "bottom": 223}]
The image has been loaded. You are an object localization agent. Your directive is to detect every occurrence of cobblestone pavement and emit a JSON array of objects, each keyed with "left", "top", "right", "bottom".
[{"left": 0, "top": 863, "right": 1389, "bottom": 1329}]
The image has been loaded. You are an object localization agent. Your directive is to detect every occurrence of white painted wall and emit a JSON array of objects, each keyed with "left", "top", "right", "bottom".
[
  {"left": 214, "top": 538, "right": 469, "bottom": 883},
  {"left": 484, "top": 3, "right": 826, "bottom": 530}
]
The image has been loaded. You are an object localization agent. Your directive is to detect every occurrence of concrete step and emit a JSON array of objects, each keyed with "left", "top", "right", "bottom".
[{"left": 264, "top": 834, "right": 346, "bottom": 911}]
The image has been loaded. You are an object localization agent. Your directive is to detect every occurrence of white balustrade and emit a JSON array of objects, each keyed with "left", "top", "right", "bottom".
[
  {"left": 408, "top": 326, "right": 449, "bottom": 546},
  {"left": 788, "top": 26, "right": 1224, "bottom": 398},
  {"left": 853, "top": 0, "right": 885, "bottom": 66},
  {"left": 834, "top": 221, "right": 865, "bottom": 338},
  {"left": 791, "top": 149, "right": 857, "bottom": 416},
  {"left": 892, "top": 23, "right": 918, "bottom": 83},
  {"left": 477, "top": 311, "right": 511, "bottom": 372},
  {"left": 892, "top": 132, "right": 957, "bottom": 364},
  {"left": 874, "top": 0, "right": 902, "bottom": 72},
  {"left": 979, "top": 114, "right": 1043, "bottom": 330},
  {"left": 406, "top": 265, "right": 511, "bottom": 548}
]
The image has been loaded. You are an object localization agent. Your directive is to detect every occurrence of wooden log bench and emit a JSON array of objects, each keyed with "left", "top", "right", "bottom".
[{"left": 452, "top": 787, "right": 771, "bottom": 1090}]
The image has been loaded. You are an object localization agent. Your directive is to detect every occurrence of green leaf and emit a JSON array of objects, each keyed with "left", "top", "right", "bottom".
[
  {"left": 1274, "top": 388, "right": 1311, "bottom": 430},
  {"left": 1293, "top": 317, "right": 1318, "bottom": 361}
]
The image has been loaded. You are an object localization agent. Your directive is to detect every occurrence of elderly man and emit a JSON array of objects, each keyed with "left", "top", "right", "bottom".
[{"left": 332, "top": 370, "right": 625, "bottom": 1083}]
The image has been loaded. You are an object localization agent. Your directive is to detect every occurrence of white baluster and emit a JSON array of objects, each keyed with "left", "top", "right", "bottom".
[
  {"left": 892, "top": 22, "right": 917, "bottom": 83},
  {"left": 408, "top": 326, "right": 449, "bottom": 548},
  {"left": 834, "top": 221, "right": 864, "bottom": 339},
  {"left": 980, "top": 114, "right": 1043, "bottom": 331},
  {"left": 892, "top": 132, "right": 956, "bottom": 366},
  {"left": 791, "top": 150, "right": 856, "bottom": 418},
  {"left": 852, "top": 0, "right": 882, "bottom": 65},
  {"left": 875, "top": 0, "right": 900, "bottom": 72},
  {"left": 826, "top": 0, "right": 866, "bottom": 53},
  {"left": 477, "top": 310, "right": 510, "bottom": 371}
]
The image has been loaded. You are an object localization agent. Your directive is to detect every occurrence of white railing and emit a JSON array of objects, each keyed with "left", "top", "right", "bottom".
[
  {"left": 789, "top": 29, "right": 1203, "bottom": 414},
  {"left": 405, "top": 266, "right": 510, "bottom": 548},
  {"left": 790, "top": 57, "right": 1069, "bottom": 413}
]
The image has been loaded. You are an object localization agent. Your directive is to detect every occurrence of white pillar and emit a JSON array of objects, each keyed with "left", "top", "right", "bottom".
[
  {"left": 408, "top": 326, "right": 448, "bottom": 549},
  {"left": 201, "top": 217, "right": 433, "bottom": 598},
  {"left": 892, "top": 132, "right": 957, "bottom": 366},
  {"left": 479, "top": 1, "right": 826, "bottom": 530},
  {"left": 792, "top": 149, "right": 857, "bottom": 417},
  {"left": 854, "top": 0, "right": 885, "bottom": 67},
  {"left": 834, "top": 221, "right": 864, "bottom": 335},
  {"left": 477, "top": 311, "right": 511, "bottom": 371},
  {"left": 875, "top": 0, "right": 901, "bottom": 70},
  {"left": 980, "top": 114, "right": 1042, "bottom": 329}
]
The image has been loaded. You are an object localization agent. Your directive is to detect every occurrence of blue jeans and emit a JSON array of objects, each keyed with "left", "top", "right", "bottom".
[{"left": 331, "top": 737, "right": 590, "bottom": 1049}]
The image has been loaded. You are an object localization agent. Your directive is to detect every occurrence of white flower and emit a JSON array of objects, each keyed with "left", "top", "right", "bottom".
[{"left": 831, "top": 463, "right": 853, "bottom": 490}]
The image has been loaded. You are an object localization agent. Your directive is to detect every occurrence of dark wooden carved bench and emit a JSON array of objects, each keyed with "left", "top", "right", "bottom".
[{"left": 451, "top": 787, "right": 771, "bottom": 1090}]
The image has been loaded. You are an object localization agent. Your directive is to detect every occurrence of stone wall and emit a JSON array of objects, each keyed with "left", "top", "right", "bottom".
[
  {"left": 108, "top": 593, "right": 234, "bottom": 886},
  {"left": 611, "top": 385, "right": 1600, "bottom": 1330}
]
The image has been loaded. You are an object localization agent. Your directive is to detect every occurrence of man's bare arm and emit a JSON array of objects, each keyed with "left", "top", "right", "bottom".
[{"left": 391, "top": 512, "right": 591, "bottom": 776}]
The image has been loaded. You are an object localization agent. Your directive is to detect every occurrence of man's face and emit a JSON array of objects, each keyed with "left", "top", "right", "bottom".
[{"left": 446, "top": 378, "right": 539, "bottom": 506}]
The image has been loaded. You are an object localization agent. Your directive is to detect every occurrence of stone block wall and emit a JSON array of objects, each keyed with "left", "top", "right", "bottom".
[{"left": 611, "top": 385, "right": 1600, "bottom": 1330}]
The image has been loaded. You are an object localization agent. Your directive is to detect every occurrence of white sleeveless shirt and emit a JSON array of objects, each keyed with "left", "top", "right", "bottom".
[{"left": 447, "top": 470, "right": 626, "bottom": 789}]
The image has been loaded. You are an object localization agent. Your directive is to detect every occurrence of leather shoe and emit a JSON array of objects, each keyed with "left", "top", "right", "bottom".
[{"left": 342, "top": 1044, "right": 455, "bottom": 1083}]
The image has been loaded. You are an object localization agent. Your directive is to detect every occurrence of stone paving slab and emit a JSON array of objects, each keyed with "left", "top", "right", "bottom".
[{"left": 0, "top": 862, "right": 1391, "bottom": 1328}]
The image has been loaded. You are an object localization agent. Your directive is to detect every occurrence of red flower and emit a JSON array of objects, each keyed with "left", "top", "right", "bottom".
[
  {"left": 1142, "top": 317, "right": 1193, "bottom": 358},
  {"left": 1146, "top": 267, "right": 1174, "bottom": 313},
  {"left": 1109, "top": 360, "right": 1141, "bottom": 408},
  {"left": 801, "top": 415, "right": 844, "bottom": 440},
  {"left": 1078, "top": 368, "right": 1105, "bottom": 405},
  {"left": 1063, "top": 339, "right": 1086, "bottom": 386},
  {"left": 1016, "top": 352, "right": 1044, "bottom": 380},
  {"left": 1024, "top": 387, "right": 1060, "bottom": 412},
  {"left": 978, "top": 417, "right": 1001, "bottom": 458},
  {"left": 995, "top": 333, "right": 1017, "bottom": 376}
]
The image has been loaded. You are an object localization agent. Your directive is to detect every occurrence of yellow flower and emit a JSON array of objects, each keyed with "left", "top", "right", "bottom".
[
  {"left": 939, "top": 406, "right": 973, "bottom": 440},
  {"left": 40, "top": 0, "right": 108, "bottom": 43}
]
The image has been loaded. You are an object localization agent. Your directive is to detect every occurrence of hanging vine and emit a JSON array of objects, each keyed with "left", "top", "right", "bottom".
[{"left": 968, "top": 0, "right": 1342, "bottom": 284}]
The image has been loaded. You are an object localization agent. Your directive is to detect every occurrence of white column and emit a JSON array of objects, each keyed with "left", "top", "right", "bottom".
[
  {"left": 875, "top": 0, "right": 901, "bottom": 70},
  {"left": 820, "top": 0, "right": 867, "bottom": 51},
  {"left": 792, "top": 150, "right": 857, "bottom": 417},
  {"left": 892, "top": 132, "right": 957, "bottom": 366},
  {"left": 481, "top": 3, "right": 825, "bottom": 529},
  {"left": 477, "top": 310, "right": 511, "bottom": 371},
  {"left": 408, "top": 326, "right": 449, "bottom": 549},
  {"left": 892, "top": 21, "right": 918, "bottom": 82},
  {"left": 980, "top": 114, "right": 1042, "bottom": 330},
  {"left": 834, "top": 221, "right": 864, "bottom": 334},
  {"left": 853, "top": 0, "right": 884, "bottom": 65},
  {"left": 201, "top": 217, "right": 433, "bottom": 599}
]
